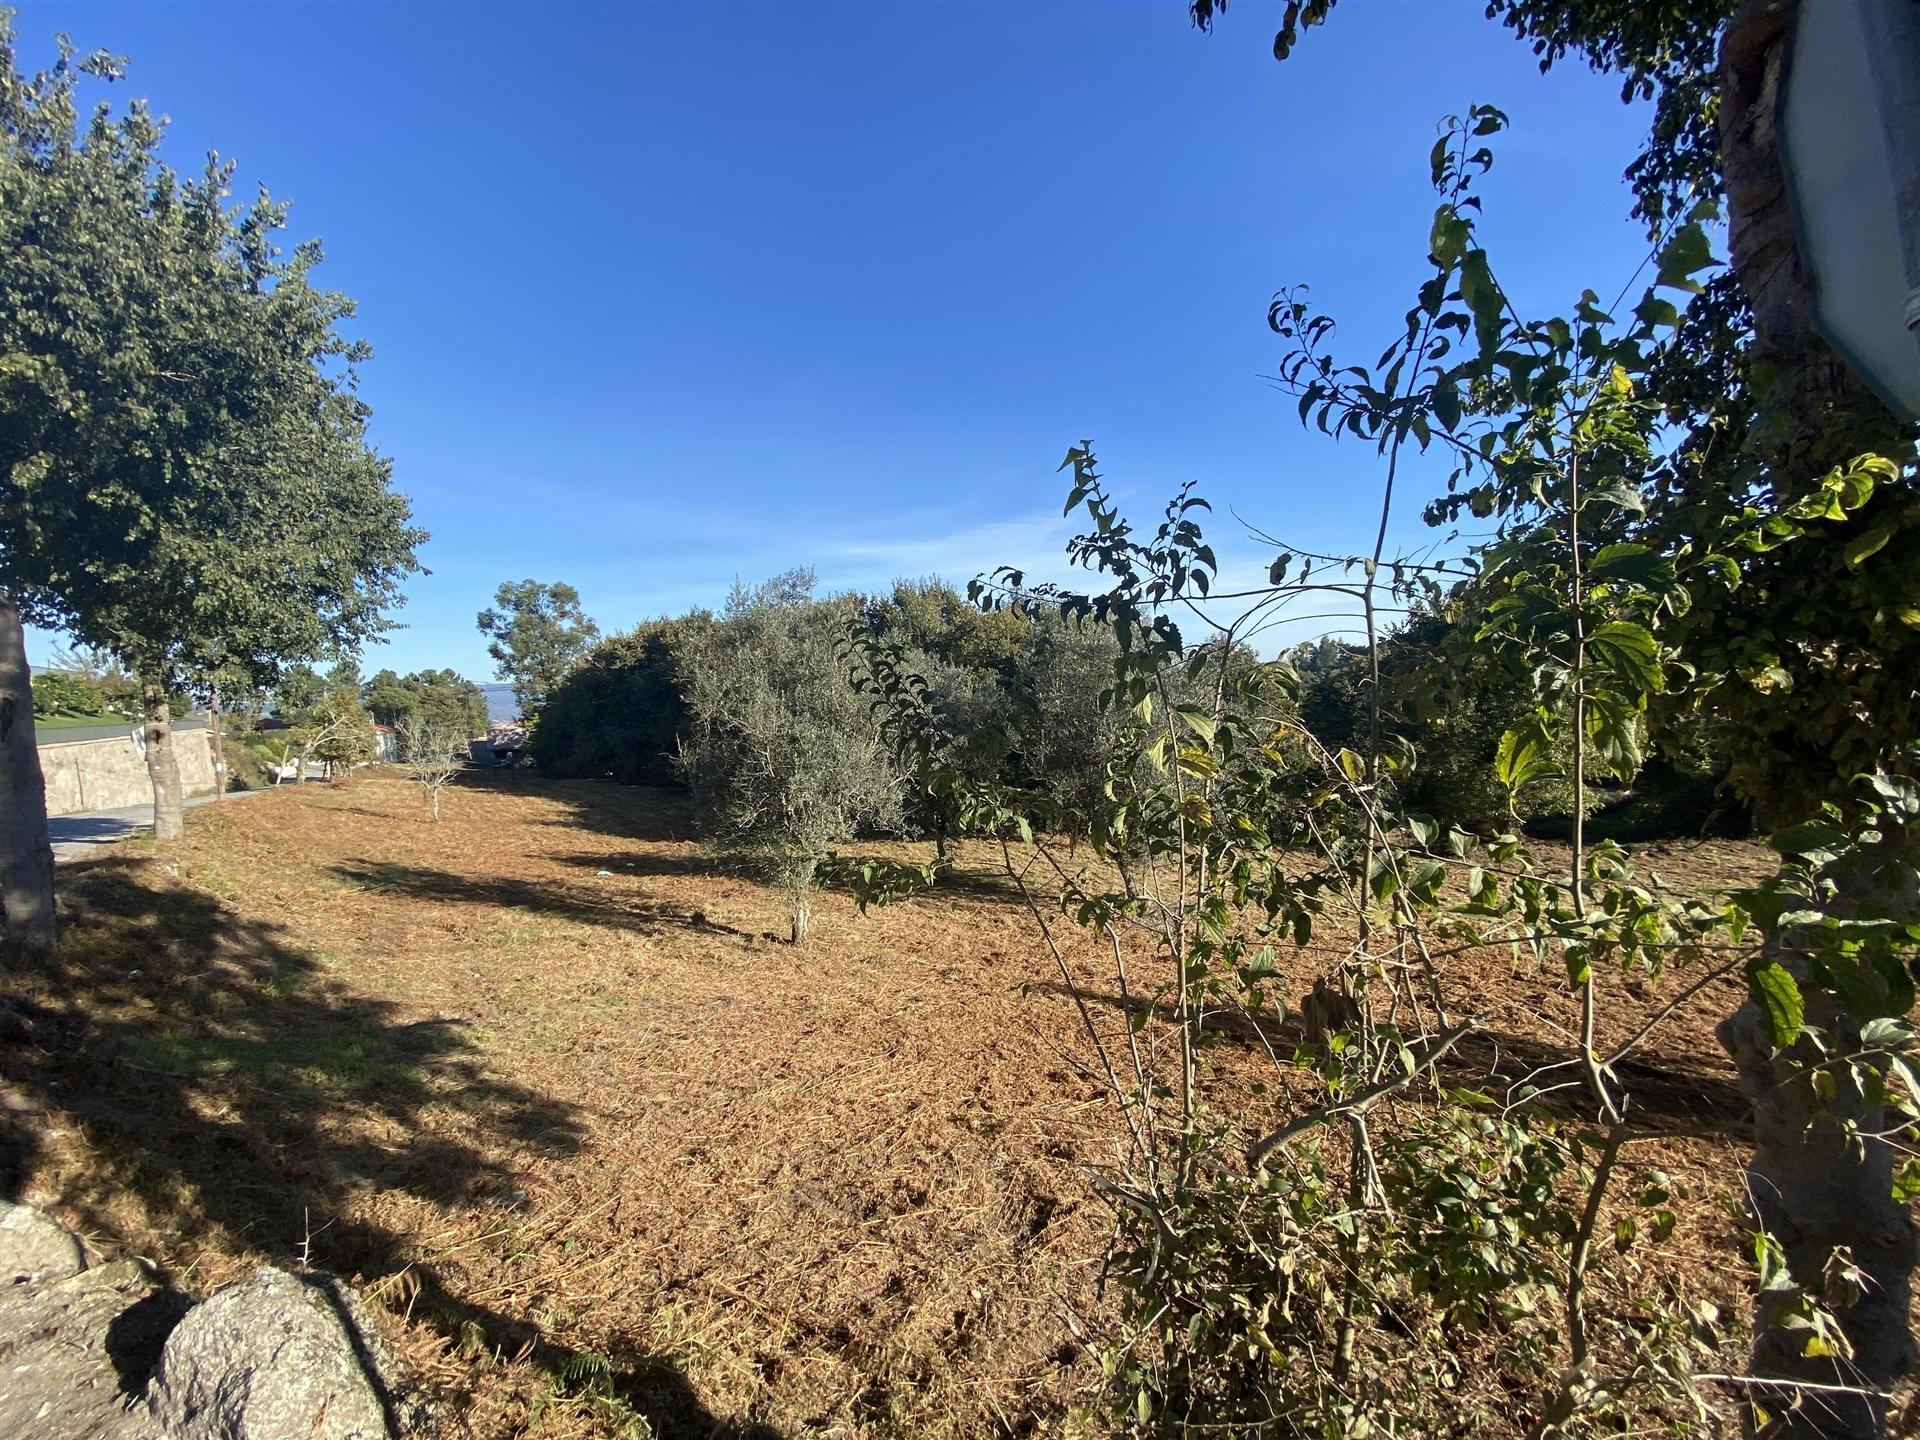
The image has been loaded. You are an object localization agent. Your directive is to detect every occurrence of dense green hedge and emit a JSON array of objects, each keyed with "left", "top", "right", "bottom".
[{"left": 530, "top": 579, "right": 1736, "bottom": 844}]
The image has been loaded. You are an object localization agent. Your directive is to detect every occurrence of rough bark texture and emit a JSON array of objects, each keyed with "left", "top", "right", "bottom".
[
  {"left": 1721, "top": 1, "right": 1807, "bottom": 354},
  {"left": 1717, "top": 3, "right": 1918, "bottom": 1433},
  {"left": 0, "top": 597, "right": 57, "bottom": 951},
  {"left": 1720, "top": 977, "right": 1916, "bottom": 1437},
  {"left": 143, "top": 682, "right": 185, "bottom": 843}
]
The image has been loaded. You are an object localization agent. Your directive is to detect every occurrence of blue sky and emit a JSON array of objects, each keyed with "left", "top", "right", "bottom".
[{"left": 18, "top": 0, "right": 1655, "bottom": 681}]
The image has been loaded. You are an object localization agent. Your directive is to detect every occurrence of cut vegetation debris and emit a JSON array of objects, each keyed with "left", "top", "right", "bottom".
[{"left": 0, "top": 772, "right": 1814, "bottom": 1437}]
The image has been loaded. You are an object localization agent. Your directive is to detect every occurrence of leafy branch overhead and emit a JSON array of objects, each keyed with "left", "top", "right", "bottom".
[{"left": 0, "top": 18, "right": 425, "bottom": 693}]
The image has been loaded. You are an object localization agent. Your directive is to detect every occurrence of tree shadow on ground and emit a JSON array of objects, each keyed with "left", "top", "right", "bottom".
[
  {"left": 330, "top": 859, "right": 757, "bottom": 941},
  {"left": 1033, "top": 980, "right": 1750, "bottom": 1133},
  {"left": 549, "top": 849, "right": 722, "bottom": 882},
  {"left": 917, "top": 864, "right": 1027, "bottom": 907},
  {"left": 458, "top": 768, "right": 696, "bottom": 844},
  {"left": 0, "top": 856, "right": 780, "bottom": 1439}
]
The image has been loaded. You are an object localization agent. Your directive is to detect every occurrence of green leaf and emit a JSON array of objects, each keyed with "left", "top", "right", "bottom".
[
  {"left": 1843, "top": 522, "right": 1893, "bottom": 569},
  {"left": 1588, "top": 543, "right": 1669, "bottom": 589},
  {"left": 1587, "top": 480, "right": 1648, "bottom": 515},
  {"left": 1633, "top": 293, "right": 1681, "bottom": 330},
  {"left": 1823, "top": 955, "right": 1899, "bottom": 1021},
  {"left": 1458, "top": 249, "right": 1506, "bottom": 360},
  {"left": 1429, "top": 205, "right": 1469, "bottom": 268},
  {"left": 1145, "top": 733, "right": 1171, "bottom": 772},
  {"left": 1586, "top": 620, "right": 1661, "bottom": 696},
  {"left": 1176, "top": 746, "right": 1219, "bottom": 779},
  {"left": 1176, "top": 706, "right": 1217, "bottom": 743},
  {"left": 1494, "top": 715, "right": 1560, "bottom": 793},
  {"left": 1584, "top": 691, "right": 1646, "bottom": 780},
  {"left": 1655, "top": 222, "right": 1715, "bottom": 294},
  {"left": 1747, "top": 959, "right": 1804, "bottom": 1049},
  {"left": 1766, "top": 819, "right": 1846, "bottom": 858},
  {"left": 1894, "top": 1158, "right": 1920, "bottom": 1203}
]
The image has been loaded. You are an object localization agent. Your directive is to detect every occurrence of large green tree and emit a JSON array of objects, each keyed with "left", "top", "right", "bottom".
[
  {"left": 0, "top": 21, "right": 424, "bottom": 864},
  {"left": 475, "top": 579, "right": 599, "bottom": 720},
  {"left": 363, "top": 666, "right": 488, "bottom": 737}
]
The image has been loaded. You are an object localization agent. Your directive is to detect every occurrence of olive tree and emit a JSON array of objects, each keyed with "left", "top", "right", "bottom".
[
  {"left": 304, "top": 685, "right": 377, "bottom": 781},
  {"left": 676, "top": 572, "right": 900, "bottom": 942}
]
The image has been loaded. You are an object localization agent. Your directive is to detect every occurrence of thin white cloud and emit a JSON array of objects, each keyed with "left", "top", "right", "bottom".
[{"left": 815, "top": 509, "right": 1080, "bottom": 593}]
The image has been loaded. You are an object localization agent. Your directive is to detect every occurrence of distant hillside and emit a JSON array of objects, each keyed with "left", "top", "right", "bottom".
[{"left": 480, "top": 683, "right": 517, "bottom": 724}]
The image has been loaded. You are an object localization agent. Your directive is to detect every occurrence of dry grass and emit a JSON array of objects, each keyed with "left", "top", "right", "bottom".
[{"left": 0, "top": 771, "right": 1868, "bottom": 1437}]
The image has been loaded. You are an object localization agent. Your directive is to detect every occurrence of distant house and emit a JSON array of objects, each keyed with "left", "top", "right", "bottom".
[
  {"left": 373, "top": 723, "right": 398, "bottom": 762},
  {"left": 472, "top": 722, "right": 528, "bottom": 767}
]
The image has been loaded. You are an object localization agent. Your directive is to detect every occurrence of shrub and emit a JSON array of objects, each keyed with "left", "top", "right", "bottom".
[
  {"left": 30, "top": 669, "right": 102, "bottom": 716},
  {"left": 533, "top": 618, "right": 704, "bottom": 784},
  {"left": 223, "top": 730, "right": 281, "bottom": 789}
]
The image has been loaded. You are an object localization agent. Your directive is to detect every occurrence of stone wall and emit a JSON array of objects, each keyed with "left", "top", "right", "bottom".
[{"left": 39, "top": 727, "right": 217, "bottom": 816}]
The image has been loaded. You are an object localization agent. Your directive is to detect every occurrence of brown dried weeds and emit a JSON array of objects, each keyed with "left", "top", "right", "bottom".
[{"left": 0, "top": 772, "right": 1851, "bottom": 1437}]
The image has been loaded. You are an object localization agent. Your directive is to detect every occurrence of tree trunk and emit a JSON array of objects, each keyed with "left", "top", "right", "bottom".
[
  {"left": 1719, "top": 976, "right": 1915, "bottom": 1438},
  {"left": 1717, "top": 4, "right": 1918, "bottom": 1432},
  {"left": 142, "top": 682, "right": 185, "bottom": 842},
  {"left": 210, "top": 683, "right": 225, "bottom": 800},
  {"left": 790, "top": 861, "right": 814, "bottom": 945},
  {"left": 0, "top": 597, "right": 57, "bottom": 952}
]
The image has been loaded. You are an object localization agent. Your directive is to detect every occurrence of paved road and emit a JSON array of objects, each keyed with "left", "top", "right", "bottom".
[{"left": 49, "top": 788, "right": 270, "bottom": 861}]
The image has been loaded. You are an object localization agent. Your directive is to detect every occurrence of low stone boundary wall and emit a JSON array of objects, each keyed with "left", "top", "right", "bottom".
[{"left": 38, "top": 724, "right": 217, "bottom": 816}]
